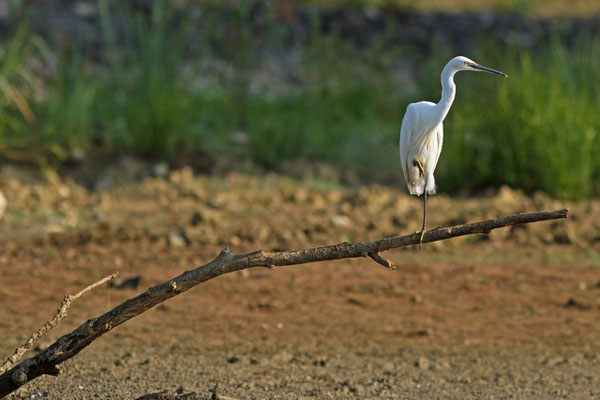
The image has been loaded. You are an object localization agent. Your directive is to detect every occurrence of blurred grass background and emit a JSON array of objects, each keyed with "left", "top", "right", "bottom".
[{"left": 0, "top": 0, "right": 599, "bottom": 198}]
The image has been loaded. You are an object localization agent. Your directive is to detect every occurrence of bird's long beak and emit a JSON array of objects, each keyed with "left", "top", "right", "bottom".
[{"left": 472, "top": 63, "right": 508, "bottom": 77}]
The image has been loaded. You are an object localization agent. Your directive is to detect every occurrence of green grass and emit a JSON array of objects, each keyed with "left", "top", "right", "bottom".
[
  {"left": 0, "top": 2, "right": 599, "bottom": 199},
  {"left": 36, "top": 44, "right": 97, "bottom": 157},
  {"left": 440, "top": 36, "right": 600, "bottom": 198},
  {"left": 0, "top": 24, "right": 37, "bottom": 151},
  {"left": 97, "top": 0, "right": 196, "bottom": 158}
]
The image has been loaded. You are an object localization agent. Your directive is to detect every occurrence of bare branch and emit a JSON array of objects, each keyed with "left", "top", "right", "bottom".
[
  {"left": 71, "top": 273, "right": 118, "bottom": 300},
  {"left": 0, "top": 273, "right": 118, "bottom": 375},
  {"left": 0, "top": 209, "right": 568, "bottom": 398}
]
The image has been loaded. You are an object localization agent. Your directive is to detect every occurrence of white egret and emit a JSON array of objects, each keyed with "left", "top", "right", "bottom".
[{"left": 399, "top": 56, "right": 507, "bottom": 243}]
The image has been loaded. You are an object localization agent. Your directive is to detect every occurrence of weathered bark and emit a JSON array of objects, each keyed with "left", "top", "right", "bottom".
[{"left": 0, "top": 209, "right": 568, "bottom": 398}]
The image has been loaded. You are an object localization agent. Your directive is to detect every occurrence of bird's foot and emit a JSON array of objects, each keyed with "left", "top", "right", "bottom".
[
  {"left": 415, "top": 228, "right": 426, "bottom": 250},
  {"left": 413, "top": 159, "right": 425, "bottom": 177}
]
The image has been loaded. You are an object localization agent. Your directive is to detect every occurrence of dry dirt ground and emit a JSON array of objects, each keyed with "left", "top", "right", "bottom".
[{"left": 0, "top": 170, "right": 599, "bottom": 399}]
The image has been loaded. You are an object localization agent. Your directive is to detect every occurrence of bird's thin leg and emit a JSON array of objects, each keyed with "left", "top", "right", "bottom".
[{"left": 418, "top": 177, "right": 428, "bottom": 248}]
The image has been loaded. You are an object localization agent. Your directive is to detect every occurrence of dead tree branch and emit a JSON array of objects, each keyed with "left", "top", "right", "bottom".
[
  {"left": 0, "top": 272, "right": 118, "bottom": 375},
  {"left": 0, "top": 209, "right": 568, "bottom": 398}
]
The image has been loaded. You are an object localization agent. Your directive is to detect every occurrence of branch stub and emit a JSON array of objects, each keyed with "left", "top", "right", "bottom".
[{"left": 11, "top": 368, "right": 27, "bottom": 386}]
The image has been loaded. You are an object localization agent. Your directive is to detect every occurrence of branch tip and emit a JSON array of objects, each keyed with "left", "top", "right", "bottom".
[
  {"left": 218, "top": 246, "right": 235, "bottom": 260},
  {"left": 368, "top": 252, "right": 395, "bottom": 269}
]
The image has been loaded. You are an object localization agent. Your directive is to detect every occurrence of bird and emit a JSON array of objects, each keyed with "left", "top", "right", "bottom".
[{"left": 399, "top": 56, "right": 507, "bottom": 244}]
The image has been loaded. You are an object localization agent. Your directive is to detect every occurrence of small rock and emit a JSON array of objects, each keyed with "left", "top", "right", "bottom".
[
  {"left": 229, "top": 234, "right": 242, "bottom": 246},
  {"left": 353, "top": 385, "right": 365, "bottom": 396},
  {"left": 415, "top": 357, "right": 430, "bottom": 370},
  {"left": 68, "top": 147, "right": 86, "bottom": 162},
  {"left": 238, "top": 269, "right": 250, "bottom": 278},
  {"left": 111, "top": 276, "right": 141, "bottom": 290},
  {"left": 94, "top": 155, "right": 149, "bottom": 190},
  {"left": 411, "top": 328, "right": 433, "bottom": 336},
  {"left": 545, "top": 356, "right": 565, "bottom": 367},
  {"left": 189, "top": 211, "right": 204, "bottom": 226},
  {"left": 434, "top": 359, "right": 451, "bottom": 370},
  {"left": 167, "top": 228, "right": 190, "bottom": 247},
  {"left": 330, "top": 214, "right": 351, "bottom": 227},
  {"left": 564, "top": 298, "right": 591, "bottom": 310},
  {"left": 553, "top": 233, "right": 571, "bottom": 245},
  {"left": 152, "top": 161, "right": 170, "bottom": 178},
  {"left": 313, "top": 358, "right": 327, "bottom": 366},
  {"left": 270, "top": 351, "right": 292, "bottom": 364},
  {"left": 567, "top": 354, "right": 584, "bottom": 365},
  {"left": 227, "top": 356, "right": 240, "bottom": 364},
  {"left": 12, "top": 387, "right": 29, "bottom": 397},
  {"left": 255, "top": 226, "right": 271, "bottom": 243},
  {"left": 382, "top": 361, "right": 395, "bottom": 372},
  {"left": 410, "top": 294, "right": 423, "bottom": 304},
  {"left": 207, "top": 200, "right": 225, "bottom": 210},
  {"left": 347, "top": 297, "right": 365, "bottom": 306},
  {"left": 391, "top": 215, "right": 407, "bottom": 228}
]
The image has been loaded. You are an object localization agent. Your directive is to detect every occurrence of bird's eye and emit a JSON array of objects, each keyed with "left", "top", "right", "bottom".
[{"left": 464, "top": 61, "right": 468, "bottom": 66}]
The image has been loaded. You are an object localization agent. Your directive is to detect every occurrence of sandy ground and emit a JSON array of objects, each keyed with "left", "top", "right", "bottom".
[{"left": 0, "top": 170, "right": 599, "bottom": 399}]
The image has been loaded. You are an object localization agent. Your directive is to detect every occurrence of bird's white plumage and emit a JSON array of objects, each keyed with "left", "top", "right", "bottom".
[
  {"left": 398, "top": 55, "right": 507, "bottom": 238},
  {"left": 399, "top": 101, "right": 444, "bottom": 195}
]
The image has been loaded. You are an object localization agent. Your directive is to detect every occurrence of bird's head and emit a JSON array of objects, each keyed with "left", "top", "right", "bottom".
[{"left": 449, "top": 56, "right": 508, "bottom": 77}]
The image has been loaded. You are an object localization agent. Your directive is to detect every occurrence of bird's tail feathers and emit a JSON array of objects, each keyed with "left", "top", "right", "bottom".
[{"left": 408, "top": 176, "right": 436, "bottom": 196}]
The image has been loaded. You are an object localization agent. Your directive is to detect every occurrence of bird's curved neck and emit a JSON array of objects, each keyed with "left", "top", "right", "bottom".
[{"left": 435, "top": 64, "right": 457, "bottom": 121}]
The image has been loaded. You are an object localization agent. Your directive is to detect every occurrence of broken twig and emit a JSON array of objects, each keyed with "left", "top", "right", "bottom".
[{"left": 0, "top": 273, "right": 118, "bottom": 374}]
